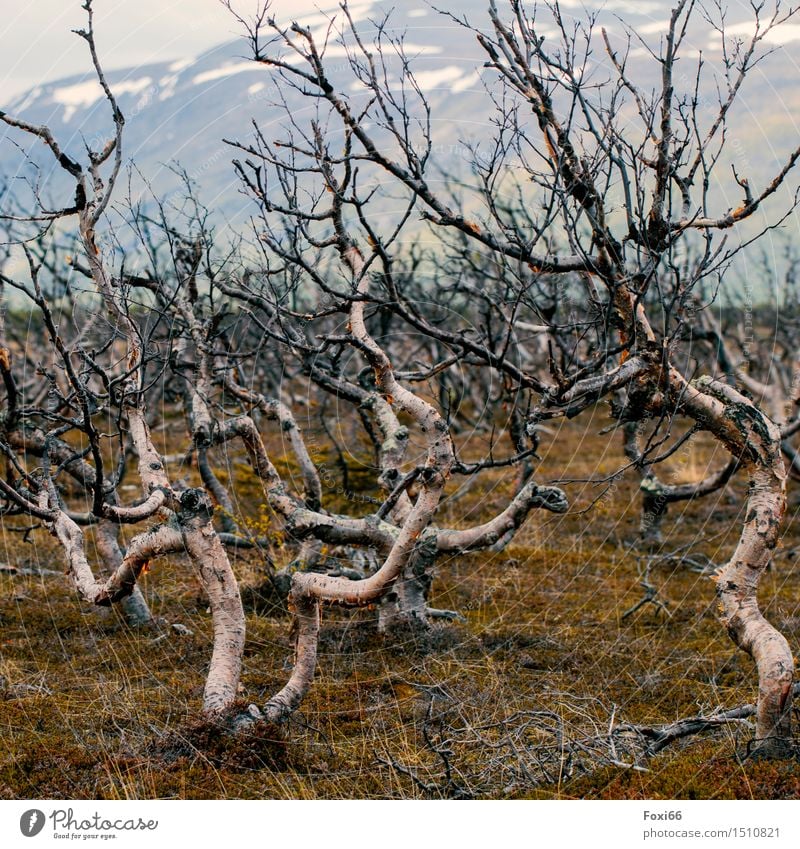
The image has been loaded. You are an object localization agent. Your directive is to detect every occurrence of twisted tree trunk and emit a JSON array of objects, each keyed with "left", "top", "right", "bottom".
[
  {"left": 670, "top": 371, "right": 793, "bottom": 755},
  {"left": 95, "top": 519, "right": 156, "bottom": 627},
  {"left": 179, "top": 489, "right": 246, "bottom": 714}
]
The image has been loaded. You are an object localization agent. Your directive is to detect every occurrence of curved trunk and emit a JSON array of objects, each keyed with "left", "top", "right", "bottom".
[
  {"left": 95, "top": 519, "right": 155, "bottom": 628},
  {"left": 178, "top": 489, "right": 246, "bottom": 715},
  {"left": 376, "top": 539, "right": 436, "bottom": 634},
  {"left": 622, "top": 418, "right": 739, "bottom": 547},
  {"left": 52, "top": 508, "right": 183, "bottom": 606},
  {"left": 263, "top": 471, "right": 447, "bottom": 721},
  {"left": 715, "top": 463, "right": 793, "bottom": 753},
  {"left": 622, "top": 421, "right": 668, "bottom": 545},
  {"left": 260, "top": 245, "right": 454, "bottom": 720},
  {"left": 670, "top": 371, "right": 793, "bottom": 755}
]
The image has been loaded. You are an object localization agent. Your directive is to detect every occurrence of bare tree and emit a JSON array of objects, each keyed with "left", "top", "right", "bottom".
[
  {"left": 221, "top": 0, "right": 800, "bottom": 755},
  {"left": 2, "top": 0, "right": 798, "bottom": 765},
  {"left": 0, "top": 1, "right": 245, "bottom": 717}
]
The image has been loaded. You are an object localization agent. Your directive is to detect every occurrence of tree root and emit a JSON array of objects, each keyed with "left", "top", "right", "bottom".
[{"left": 616, "top": 683, "right": 800, "bottom": 757}]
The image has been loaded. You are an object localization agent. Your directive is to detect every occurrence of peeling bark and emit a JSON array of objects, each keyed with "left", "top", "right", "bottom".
[
  {"left": 95, "top": 519, "right": 155, "bottom": 628},
  {"left": 437, "top": 481, "right": 568, "bottom": 552},
  {"left": 179, "top": 489, "right": 246, "bottom": 715},
  {"left": 262, "top": 247, "right": 454, "bottom": 719},
  {"left": 670, "top": 371, "right": 793, "bottom": 755},
  {"left": 52, "top": 507, "right": 182, "bottom": 606}
]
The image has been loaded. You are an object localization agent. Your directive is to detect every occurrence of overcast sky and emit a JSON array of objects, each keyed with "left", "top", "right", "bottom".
[{"left": 0, "top": 0, "right": 323, "bottom": 99}]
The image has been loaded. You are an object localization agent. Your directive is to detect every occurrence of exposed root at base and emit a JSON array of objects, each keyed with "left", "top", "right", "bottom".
[{"left": 616, "top": 683, "right": 800, "bottom": 758}]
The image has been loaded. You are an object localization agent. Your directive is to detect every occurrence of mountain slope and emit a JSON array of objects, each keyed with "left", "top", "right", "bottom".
[{"left": 2, "top": 0, "right": 799, "bottom": 240}]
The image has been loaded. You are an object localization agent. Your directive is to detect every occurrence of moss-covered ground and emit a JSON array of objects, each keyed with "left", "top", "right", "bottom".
[{"left": 1, "top": 405, "right": 799, "bottom": 798}]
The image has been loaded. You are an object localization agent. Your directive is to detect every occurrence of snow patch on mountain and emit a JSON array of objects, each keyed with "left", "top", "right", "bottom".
[
  {"left": 50, "top": 80, "right": 103, "bottom": 121},
  {"left": 192, "top": 62, "right": 262, "bottom": 85},
  {"left": 707, "top": 20, "right": 800, "bottom": 50},
  {"left": 51, "top": 76, "right": 154, "bottom": 122},
  {"left": 8, "top": 86, "right": 42, "bottom": 113},
  {"left": 451, "top": 70, "right": 483, "bottom": 93},
  {"left": 413, "top": 65, "right": 466, "bottom": 91},
  {"left": 168, "top": 58, "right": 194, "bottom": 73},
  {"left": 638, "top": 20, "right": 669, "bottom": 35},
  {"left": 559, "top": 0, "right": 665, "bottom": 13}
]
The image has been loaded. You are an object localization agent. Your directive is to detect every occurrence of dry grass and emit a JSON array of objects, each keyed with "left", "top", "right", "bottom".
[{"left": 1, "top": 405, "right": 800, "bottom": 799}]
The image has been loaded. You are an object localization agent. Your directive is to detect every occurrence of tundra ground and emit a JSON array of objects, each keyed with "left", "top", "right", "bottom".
[{"left": 1, "top": 406, "right": 799, "bottom": 799}]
